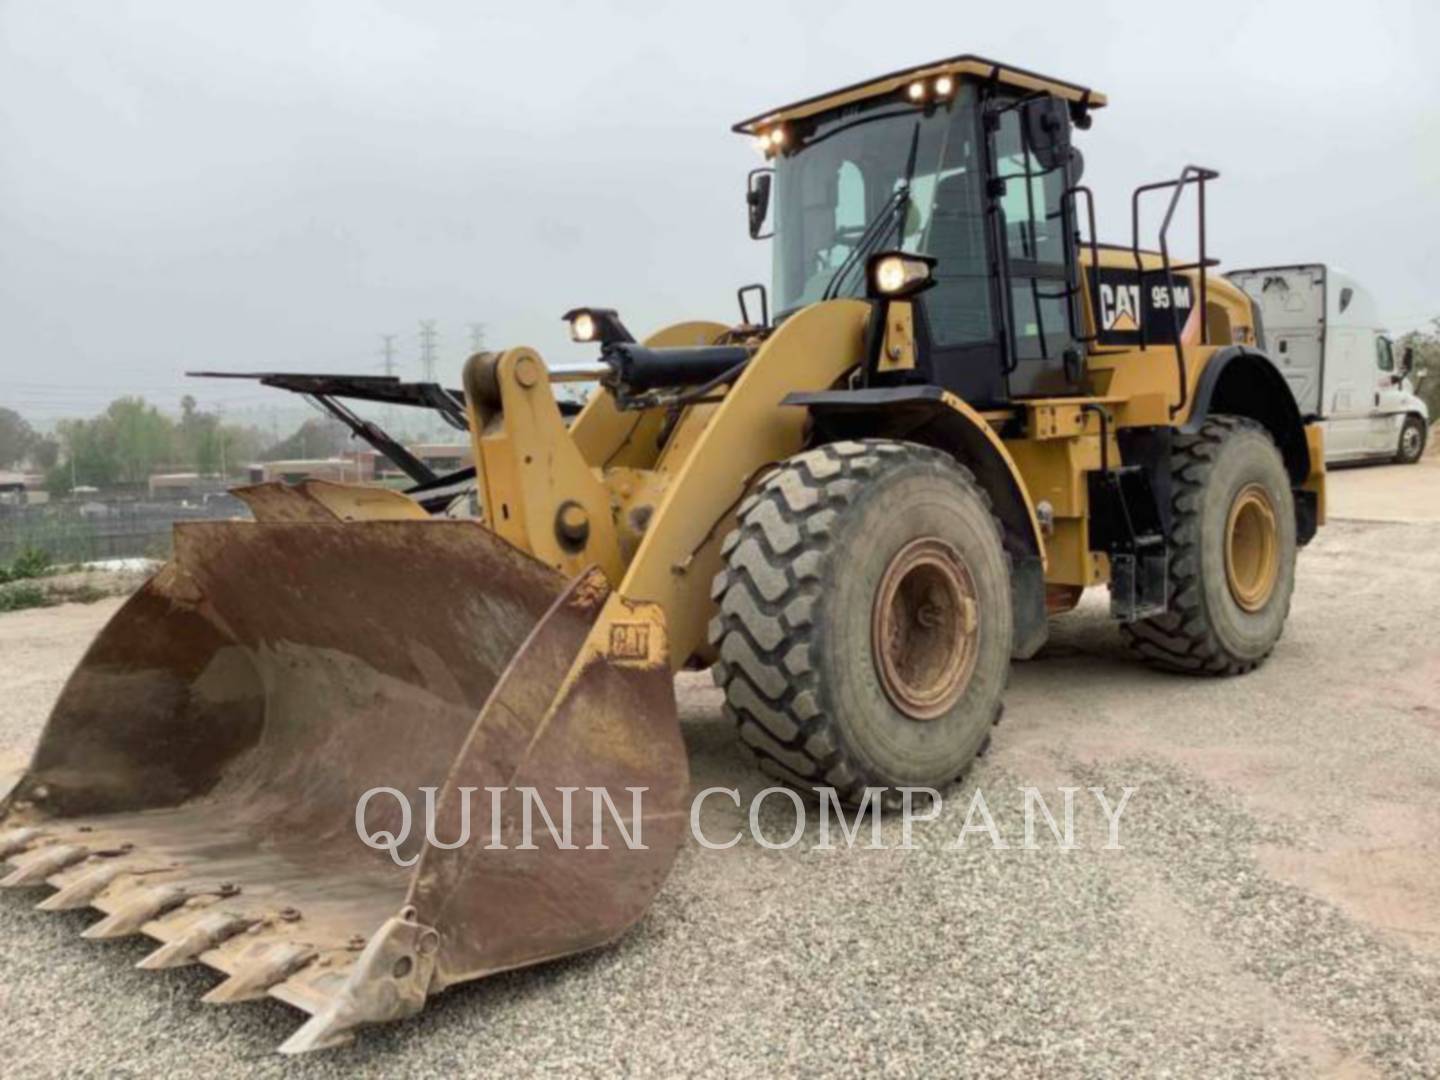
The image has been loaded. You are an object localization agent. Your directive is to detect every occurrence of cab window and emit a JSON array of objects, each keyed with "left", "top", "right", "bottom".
[{"left": 1376, "top": 336, "right": 1395, "bottom": 373}]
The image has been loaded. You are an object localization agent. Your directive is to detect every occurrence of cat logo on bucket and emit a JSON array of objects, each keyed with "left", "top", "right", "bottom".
[{"left": 609, "top": 622, "right": 652, "bottom": 661}]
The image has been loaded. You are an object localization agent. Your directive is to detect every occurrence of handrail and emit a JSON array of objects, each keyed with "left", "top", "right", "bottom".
[{"left": 1130, "top": 164, "right": 1220, "bottom": 417}]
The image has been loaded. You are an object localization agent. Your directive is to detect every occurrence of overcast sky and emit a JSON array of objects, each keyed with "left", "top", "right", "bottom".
[{"left": 2, "top": 0, "right": 1437, "bottom": 423}]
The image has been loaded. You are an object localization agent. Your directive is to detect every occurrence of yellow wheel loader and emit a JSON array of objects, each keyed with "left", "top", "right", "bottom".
[{"left": 0, "top": 54, "right": 1325, "bottom": 1052}]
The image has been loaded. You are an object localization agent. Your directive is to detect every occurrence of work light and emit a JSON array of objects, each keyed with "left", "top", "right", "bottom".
[
  {"left": 867, "top": 252, "right": 936, "bottom": 298},
  {"left": 562, "top": 307, "right": 634, "bottom": 346}
]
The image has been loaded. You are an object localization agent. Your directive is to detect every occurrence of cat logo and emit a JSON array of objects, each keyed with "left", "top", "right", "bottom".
[
  {"left": 1100, "top": 283, "right": 1141, "bottom": 331},
  {"left": 609, "top": 622, "right": 652, "bottom": 661}
]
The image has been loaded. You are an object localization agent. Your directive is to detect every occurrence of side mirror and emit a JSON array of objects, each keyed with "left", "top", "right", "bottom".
[
  {"left": 1023, "top": 95, "right": 1072, "bottom": 171},
  {"left": 1402, "top": 345, "right": 1416, "bottom": 375},
  {"left": 747, "top": 169, "right": 773, "bottom": 240}
]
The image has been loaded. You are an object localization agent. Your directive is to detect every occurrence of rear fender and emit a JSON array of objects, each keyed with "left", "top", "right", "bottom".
[
  {"left": 1181, "top": 346, "right": 1321, "bottom": 544},
  {"left": 1182, "top": 347, "right": 1310, "bottom": 482}
]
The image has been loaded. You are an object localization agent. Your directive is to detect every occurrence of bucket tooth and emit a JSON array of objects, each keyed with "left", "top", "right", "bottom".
[
  {"left": 202, "top": 941, "right": 317, "bottom": 1005},
  {"left": 138, "top": 911, "right": 254, "bottom": 970},
  {"left": 36, "top": 861, "right": 128, "bottom": 911},
  {"left": 0, "top": 827, "right": 44, "bottom": 860},
  {"left": 0, "top": 844, "right": 89, "bottom": 887},
  {"left": 82, "top": 884, "right": 191, "bottom": 940},
  {"left": 278, "top": 914, "right": 439, "bottom": 1055}
]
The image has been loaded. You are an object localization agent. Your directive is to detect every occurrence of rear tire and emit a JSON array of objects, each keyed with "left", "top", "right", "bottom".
[
  {"left": 709, "top": 440, "right": 1012, "bottom": 803},
  {"left": 1121, "top": 416, "right": 1296, "bottom": 675},
  {"left": 1396, "top": 415, "right": 1427, "bottom": 465}
]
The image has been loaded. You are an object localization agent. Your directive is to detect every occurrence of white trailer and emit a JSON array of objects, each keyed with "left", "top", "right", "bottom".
[{"left": 1224, "top": 264, "right": 1429, "bottom": 464}]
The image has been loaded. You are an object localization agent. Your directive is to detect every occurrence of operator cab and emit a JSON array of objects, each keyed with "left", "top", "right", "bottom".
[{"left": 736, "top": 55, "right": 1106, "bottom": 406}]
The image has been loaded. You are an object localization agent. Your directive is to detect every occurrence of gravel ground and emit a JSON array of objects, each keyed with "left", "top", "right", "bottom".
[{"left": 1, "top": 465, "right": 1438, "bottom": 1077}]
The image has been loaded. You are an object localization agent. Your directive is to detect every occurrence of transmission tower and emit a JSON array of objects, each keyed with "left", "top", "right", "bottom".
[
  {"left": 418, "top": 320, "right": 439, "bottom": 383},
  {"left": 378, "top": 334, "right": 399, "bottom": 377},
  {"left": 378, "top": 333, "right": 401, "bottom": 432},
  {"left": 467, "top": 322, "right": 487, "bottom": 354}
]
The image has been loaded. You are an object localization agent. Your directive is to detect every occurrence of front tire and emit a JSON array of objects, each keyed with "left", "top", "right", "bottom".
[
  {"left": 1396, "top": 415, "right": 1427, "bottom": 465},
  {"left": 1121, "top": 416, "right": 1297, "bottom": 675},
  {"left": 709, "top": 440, "right": 1012, "bottom": 803}
]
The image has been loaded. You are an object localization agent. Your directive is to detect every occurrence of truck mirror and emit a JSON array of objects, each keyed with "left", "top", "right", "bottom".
[
  {"left": 1402, "top": 345, "right": 1416, "bottom": 375},
  {"left": 1023, "top": 95, "right": 1071, "bottom": 171},
  {"left": 747, "top": 169, "right": 774, "bottom": 240}
]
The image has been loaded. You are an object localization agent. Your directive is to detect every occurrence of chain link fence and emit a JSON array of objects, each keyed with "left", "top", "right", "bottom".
[{"left": 0, "top": 496, "right": 250, "bottom": 564}]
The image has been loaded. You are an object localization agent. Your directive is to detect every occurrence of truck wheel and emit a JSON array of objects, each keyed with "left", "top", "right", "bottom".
[
  {"left": 1396, "top": 415, "right": 1427, "bottom": 465},
  {"left": 709, "top": 440, "right": 1012, "bottom": 803},
  {"left": 1121, "top": 416, "right": 1296, "bottom": 675}
]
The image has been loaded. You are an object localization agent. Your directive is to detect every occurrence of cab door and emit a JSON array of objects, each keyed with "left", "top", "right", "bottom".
[
  {"left": 1368, "top": 335, "right": 1408, "bottom": 454},
  {"left": 987, "top": 97, "right": 1082, "bottom": 398},
  {"left": 1324, "top": 328, "right": 1369, "bottom": 458}
]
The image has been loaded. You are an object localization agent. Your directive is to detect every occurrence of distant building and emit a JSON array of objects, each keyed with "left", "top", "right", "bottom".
[
  {"left": 239, "top": 443, "right": 472, "bottom": 489},
  {"left": 361, "top": 443, "right": 473, "bottom": 482},
  {"left": 147, "top": 472, "right": 231, "bottom": 500},
  {"left": 246, "top": 457, "right": 373, "bottom": 486},
  {"left": 0, "top": 470, "right": 49, "bottom": 507}
]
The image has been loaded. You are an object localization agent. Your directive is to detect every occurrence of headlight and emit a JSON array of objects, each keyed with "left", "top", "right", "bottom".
[
  {"left": 570, "top": 312, "right": 597, "bottom": 343},
  {"left": 867, "top": 251, "right": 937, "bottom": 299}
]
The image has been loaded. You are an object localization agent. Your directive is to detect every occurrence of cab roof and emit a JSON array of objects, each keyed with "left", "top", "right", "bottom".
[{"left": 732, "top": 53, "right": 1106, "bottom": 136}]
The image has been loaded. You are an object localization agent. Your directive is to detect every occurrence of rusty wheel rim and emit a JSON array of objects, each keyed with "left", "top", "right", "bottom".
[
  {"left": 1225, "top": 483, "right": 1279, "bottom": 612},
  {"left": 871, "top": 537, "right": 980, "bottom": 721}
]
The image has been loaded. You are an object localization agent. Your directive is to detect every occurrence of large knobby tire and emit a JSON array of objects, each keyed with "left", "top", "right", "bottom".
[
  {"left": 1121, "top": 416, "right": 1297, "bottom": 675},
  {"left": 1396, "top": 414, "right": 1428, "bottom": 465},
  {"left": 709, "top": 440, "right": 1012, "bottom": 802}
]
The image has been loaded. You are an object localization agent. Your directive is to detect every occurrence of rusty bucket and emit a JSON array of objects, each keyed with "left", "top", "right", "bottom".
[{"left": 0, "top": 488, "right": 688, "bottom": 1052}]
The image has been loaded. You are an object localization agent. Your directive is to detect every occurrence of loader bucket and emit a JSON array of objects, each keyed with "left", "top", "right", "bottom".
[{"left": 0, "top": 500, "right": 688, "bottom": 1052}]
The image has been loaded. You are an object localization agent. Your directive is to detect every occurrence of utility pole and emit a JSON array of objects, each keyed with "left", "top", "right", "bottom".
[
  {"left": 467, "top": 322, "right": 487, "bottom": 355},
  {"left": 418, "top": 320, "right": 439, "bottom": 383}
]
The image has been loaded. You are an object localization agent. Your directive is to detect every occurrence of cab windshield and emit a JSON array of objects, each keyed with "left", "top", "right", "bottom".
[
  {"left": 770, "top": 83, "right": 1070, "bottom": 358},
  {"left": 771, "top": 86, "right": 986, "bottom": 324}
]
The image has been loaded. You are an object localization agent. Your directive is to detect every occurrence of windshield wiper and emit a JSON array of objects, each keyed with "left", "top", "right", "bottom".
[{"left": 822, "top": 120, "right": 924, "bottom": 301}]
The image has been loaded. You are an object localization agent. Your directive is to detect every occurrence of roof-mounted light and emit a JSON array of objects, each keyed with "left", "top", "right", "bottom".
[
  {"left": 906, "top": 80, "right": 926, "bottom": 102},
  {"left": 934, "top": 74, "right": 955, "bottom": 96},
  {"left": 754, "top": 126, "right": 789, "bottom": 158}
]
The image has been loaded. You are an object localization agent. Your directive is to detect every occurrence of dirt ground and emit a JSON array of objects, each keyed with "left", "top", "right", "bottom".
[{"left": 0, "top": 461, "right": 1437, "bottom": 1077}]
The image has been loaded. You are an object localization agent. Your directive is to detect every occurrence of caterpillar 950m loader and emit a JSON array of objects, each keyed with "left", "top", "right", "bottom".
[{"left": 0, "top": 54, "right": 1324, "bottom": 1052}]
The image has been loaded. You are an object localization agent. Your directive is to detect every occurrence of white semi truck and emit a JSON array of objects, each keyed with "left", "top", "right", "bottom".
[{"left": 1225, "top": 264, "right": 1429, "bottom": 465}]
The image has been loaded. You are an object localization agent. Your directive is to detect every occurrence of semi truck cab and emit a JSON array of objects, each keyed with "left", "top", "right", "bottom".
[{"left": 1225, "top": 264, "right": 1429, "bottom": 464}]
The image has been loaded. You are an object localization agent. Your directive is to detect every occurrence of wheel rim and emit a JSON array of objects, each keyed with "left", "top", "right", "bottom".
[
  {"left": 1224, "top": 483, "right": 1280, "bottom": 612},
  {"left": 871, "top": 538, "right": 979, "bottom": 721},
  {"left": 1402, "top": 424, "right": 1422, "bottom": 459}
]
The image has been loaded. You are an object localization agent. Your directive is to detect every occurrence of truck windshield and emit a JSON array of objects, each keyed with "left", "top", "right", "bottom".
[{"left": 771, "top": 84, "right": 989, "bottom": 328}]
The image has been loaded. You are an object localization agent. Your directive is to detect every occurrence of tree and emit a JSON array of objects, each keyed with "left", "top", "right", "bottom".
[
  {"left": 261, "top": 417, "right": 350, "bottom": 461},
  {"left": 0, "top": 408, "right": 36, "bottom": 469},
  {"left": 105, "top": 397, "right": 175, "bottom": 483},
  {"left": 31, "top": 435, "right": 60, "bottom": 471},
  {"left": 1397, "top": 318, "right": 1440, "bottom": 424}
]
